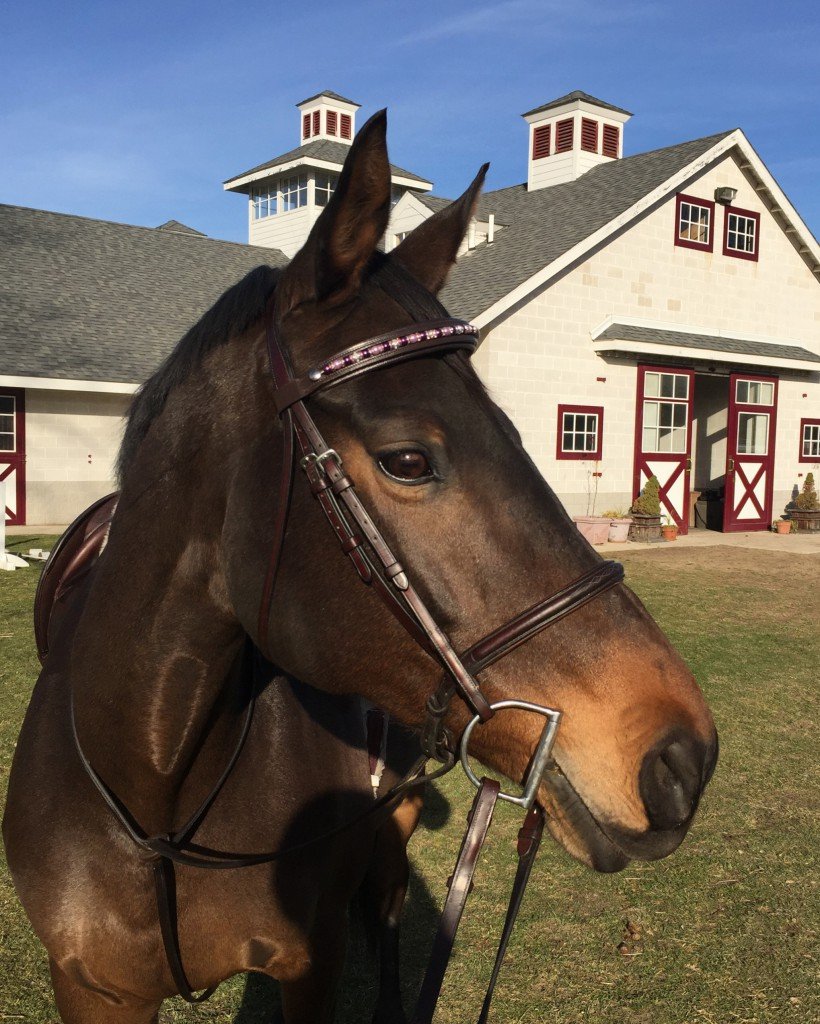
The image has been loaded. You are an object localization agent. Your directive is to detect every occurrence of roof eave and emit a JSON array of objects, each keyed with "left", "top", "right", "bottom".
[{"left": 591, "top": 337, "right": 820, "bottom": 373}]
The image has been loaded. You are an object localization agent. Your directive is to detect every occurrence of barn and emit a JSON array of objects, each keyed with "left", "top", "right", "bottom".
[{"left": 2, "top": 89, "right": 818, "bottom": 532}]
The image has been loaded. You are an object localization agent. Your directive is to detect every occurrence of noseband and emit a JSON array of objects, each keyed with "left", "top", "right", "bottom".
[{"left": 71, "top": 301, "right": 625, "bottom": 1019}]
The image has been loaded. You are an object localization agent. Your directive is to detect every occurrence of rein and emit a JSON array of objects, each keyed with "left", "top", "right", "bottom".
[{"left": 70, "top": 300, "right": 624, "bottom": 1019}]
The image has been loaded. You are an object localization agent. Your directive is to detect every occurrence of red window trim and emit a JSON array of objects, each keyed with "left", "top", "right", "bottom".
[
  {"left": 722, "top": 204, "right": 760, "bottom": 262},
  {"left": 799, "top": 417, "right": 820, "bottom": 463},
  {"left": 602, "top": 123, "right": 619, "bottom": 159},
  {"left": 556, "top": 404, "right": 604, "bottom": 461},
  {"left": 581, "top": 118, "right": 598, "bottom": 153},
  {"left": 674, "top": 193, "right": 715, "bottom": 253},
  {"left": 555, "top": 118, "right": 574, "bottom": 153},
  {"left": 532, "top": 124, "right": 550, "bottom": 160}
]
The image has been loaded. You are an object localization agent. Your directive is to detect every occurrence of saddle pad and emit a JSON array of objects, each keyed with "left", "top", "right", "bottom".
[{"left": 34, "top": 492, "right": 119, "bottom": 665}]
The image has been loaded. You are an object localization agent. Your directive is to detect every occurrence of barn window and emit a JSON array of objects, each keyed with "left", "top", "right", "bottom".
[
  {"left": 315, "top": 172, "right": 337, "bottom": 207},
  {"left": 581, "top": 118, "right": 598, "bottom": 153},
  {"left": 675, "top": 194, "right": 714, "bottom": 252},
  {"left": 800, "top": 419, "right": 820, "bottom": 462},
  {"left": 557, "top": 405, "right": 603, "bottom": 460},
  {"left": 281, "top": 175, "right": 307, "bottom": 212},
  {"left": 555, "top": 118, "right": 574, "bottom": 153},
  {"left": 532, "top": 124, "right": 551, "bottom": 160},
  {"left": 602, "top": 124, "right": 619, "bottom": 158},
  {"left": 723, "top": 206, "right": 760, "bottom": 261}
]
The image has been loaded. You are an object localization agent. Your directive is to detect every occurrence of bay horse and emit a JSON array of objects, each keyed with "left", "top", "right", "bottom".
[{"left": 3, "top": 111, "right": 717, "bottom": 1024}]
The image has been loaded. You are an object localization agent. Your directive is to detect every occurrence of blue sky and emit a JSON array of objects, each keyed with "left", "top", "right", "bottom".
[{"left": 2, "top": 0, "right": 818, "bottom": 244}]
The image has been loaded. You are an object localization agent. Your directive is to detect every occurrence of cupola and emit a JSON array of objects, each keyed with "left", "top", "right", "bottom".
[
  {"left": 297, "top": 90, "right": 360, "bottom": 145},
  {"left": 522, "top": 91, "right": 632, "bottom": 191}
]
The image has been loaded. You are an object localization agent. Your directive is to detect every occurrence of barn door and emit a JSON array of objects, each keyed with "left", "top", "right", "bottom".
[
  {"left": 634, "top": 366, "right": 694, "bottom": 534},
  {"left": 0, "top": 388, "right": 25, "bottom": 526},
  {"left": 723, "top": 374, "right": 778, "bottom": 532}
]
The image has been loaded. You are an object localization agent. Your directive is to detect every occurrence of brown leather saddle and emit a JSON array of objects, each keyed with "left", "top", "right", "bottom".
[{"left": 34, "top": 492, "right": 119, "bottom": 665}]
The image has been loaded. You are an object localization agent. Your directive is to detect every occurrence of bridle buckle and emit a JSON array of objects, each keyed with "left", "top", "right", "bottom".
[{"left": 459, "top": 700, "right": 562, "bottom": 811}]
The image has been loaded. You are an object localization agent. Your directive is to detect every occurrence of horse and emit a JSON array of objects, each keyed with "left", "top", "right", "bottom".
[{"left": 3, "top": 110, "right": 718, "bottom": 1024}]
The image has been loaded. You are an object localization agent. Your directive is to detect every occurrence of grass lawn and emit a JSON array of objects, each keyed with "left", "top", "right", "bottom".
[{"left": 1, "top": 540, "right": 818, "bottom": 1023}]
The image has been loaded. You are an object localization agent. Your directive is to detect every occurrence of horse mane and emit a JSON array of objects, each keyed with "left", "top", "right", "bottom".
[{"left": 117, "top": 264, "right": 280, "bottom": 481}]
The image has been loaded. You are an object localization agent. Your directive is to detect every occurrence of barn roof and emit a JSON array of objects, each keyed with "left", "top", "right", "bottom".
[
  {"left": 0, "top": 205, "right": 286, "bottom": 386},
  {"left": 440, "top": 131, "right": 736, "bottom": 321}
]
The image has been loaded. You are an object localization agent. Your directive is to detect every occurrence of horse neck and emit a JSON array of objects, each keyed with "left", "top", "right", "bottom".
[{"left": 70, "top": 343, "right": 263, "bottom": 833}]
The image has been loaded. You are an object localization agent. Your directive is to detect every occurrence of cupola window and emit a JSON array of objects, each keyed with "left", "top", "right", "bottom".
[
  {"left": 555, "top": 118, "right": 574, "bottom": 153},
  {"left": 532, "top": 124, "right": 551, "bottom": 160},
  {"left": 315, "top": 172, "right": 337, "bottom": 207},
  {"left": 327, "top": 110, "right": 338, "bottom": 136},
  {"left": 302, "top": 113, "right": 311, "bottom": 140},
  {"left": 340, "top": 113, "right": 352, "bottom": 139},
  {"left": 282, "top": 175, "right": 308, "bottom": 212},
  {"left": 581, "top": 118, "right": 598, "bottom": 153},
  {"left": 602, "top": 124, "right": 619, "bottom": 158},
  {"left": 252, "top": 186, "right": 278, "bottom": 220}
]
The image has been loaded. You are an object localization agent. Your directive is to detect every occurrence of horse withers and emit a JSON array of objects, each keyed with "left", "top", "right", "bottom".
[{"left": 4, "top": 110, "right": 717, "bottom": 1023}]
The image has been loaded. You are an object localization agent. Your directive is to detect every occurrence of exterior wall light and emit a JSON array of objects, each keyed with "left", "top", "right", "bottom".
[{"left": 714, "top": 186, "right": 738, "bottom": 205}]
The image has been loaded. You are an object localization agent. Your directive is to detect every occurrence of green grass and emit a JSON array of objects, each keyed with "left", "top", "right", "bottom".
[{"left": 1, "top": 541, "right": 818, "bottom": 1023}]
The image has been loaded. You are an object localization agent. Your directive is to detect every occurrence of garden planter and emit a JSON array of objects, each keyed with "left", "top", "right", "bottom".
[
  {"left": 628, "top": 514, "right": 661, "bottom": 542},
  {"left": 573, "top": 516, "right": 610, "bottom": 545},
  {"left": 774, "top": 519, "right": 792, "bottom": 535},
  {"left": 607, "top": 517, "right": 632, "bottom": 542},
  {"left": 790, "top": 510, "right": 820, "bottom": 532},
  {"left": 661, "top": 525, "right": 678, "bottom": 542}
]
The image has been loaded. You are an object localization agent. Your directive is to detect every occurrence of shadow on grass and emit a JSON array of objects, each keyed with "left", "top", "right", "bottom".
[{"left": 234, "top": 784, "right": 451, "bottom": 1023}]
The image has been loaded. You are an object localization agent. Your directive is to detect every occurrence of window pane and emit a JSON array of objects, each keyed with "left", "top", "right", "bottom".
[
  {"left": 736, "top": 380, "right": 749, "bottom": 403},
  {"left": 0, "top": 415, "right": 13, "bottom": 433},
  {"left": 642, "top": 426, "right": 656, "bottom": 451},
  {"left": 659, "top": 403, "right": 673, "bottom": 427},
  {"left": 643, "top": 402, "right": 658, "bottom": 427},
  {"left": 803, "top": 424, "right": 820, "bottom": 458},
  {"left": 658, "top": 427, "right": 673, "bottom": 452},
  {"left": 0, "top": 397, "right": 14, "bottom": 414},
  {"left": 673, "top": 404, "right": 686, "bottom": 427},
  {"left": 562, "top": 432, "right": 573, "bottom": 451},
  {"left": 0, "top": 434, "right": 14, "bottom": 451},
  {"left": 737, "top": 412, "right": 768, "bottom": 455},
  {"left": 644, "top": 373, "right": 659, "bottom": 398},
  {"left": 674, "top": 375, "right": 688, "bottom": 399},
  {"left": 660, "top": 374, "right": 674, "bottom": 398}
]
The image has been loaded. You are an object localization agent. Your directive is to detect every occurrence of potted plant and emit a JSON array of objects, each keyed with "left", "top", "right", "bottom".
[
  {"left": 602, "top": 508, "right": 633, "bottom": 543},
  {"left": 774, "top": 518, "right": 792, "bottom": 535},
  {"left": 628, "top": 476, "right": 662, "bottom": 542},
  {"left": 661, "top": 515, "right": 679, "bottom": 542},
  {"left": 573, "top": 464, "right": 611, "bottom": 545},
  {"left": 790, "top": 472, "right": 820, "bottom": 532}
]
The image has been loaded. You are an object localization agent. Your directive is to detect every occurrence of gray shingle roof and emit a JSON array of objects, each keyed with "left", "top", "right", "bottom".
[
  {"left": 224, "top": 138, "right": 431, "bottom": 188},
  {"left": 156, "top": 219, "right": 205, "bottom": 236},
  {"left": 596, "top": 323, "right": 820, "bottom": 364},
  {"left": 297, "top": 90, "right": 360, "bottom": 108},
  {"left": 522, "top": 92, "right": 632, "bottom": 118},
  {"left": 440, "top": 131, "right": 735, "bottom": 320},
  {"left": 0, "top": 205, "right": 287, "bottom": 385}
]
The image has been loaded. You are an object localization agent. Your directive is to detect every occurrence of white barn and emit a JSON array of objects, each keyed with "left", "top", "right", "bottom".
[{"left": 2, "top": 89, "right": 819, "bottom": 533}]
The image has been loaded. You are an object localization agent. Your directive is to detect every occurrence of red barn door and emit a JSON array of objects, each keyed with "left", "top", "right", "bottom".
[
  {"left": 0, "top": 388, "right": 25, "bottom": 526},
  {"left": 723, "top": 374, "right": 778, "bottom": 532}
]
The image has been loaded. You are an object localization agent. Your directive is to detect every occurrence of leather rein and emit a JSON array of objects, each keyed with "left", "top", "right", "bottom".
[{"left": 71, "top": 302, "right": 624, "bottom": 1020}]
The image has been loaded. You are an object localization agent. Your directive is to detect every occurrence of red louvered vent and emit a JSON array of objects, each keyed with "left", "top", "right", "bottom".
[
  {"left": 327, "top": 110, "right": 338, "bottom": 136},
  {"left": 303, "top": 113, "right": 311, "bottom": 139},
  {"left": 555, "top": 118, "right": 574, "bottom": 153},
  {"left": 602, "top": 124, "right": 619, "bottom": 159},
  {"left": 532, "top": 124, "right": 551, "bottom": 160},
  {"left": 340, "top": 113, "right": 352, "bottom": 139},
  {"left": 312, "top": 110, "right": 320, "bottom": 136},
  {"left": 581, "top": 118, "right": 598, "bottom": 153}
]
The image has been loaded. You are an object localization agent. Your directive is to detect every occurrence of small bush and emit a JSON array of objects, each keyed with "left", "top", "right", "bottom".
[
  {"left": 631, "top": 476, "right": 661, "bottom": 517},
  {"left": 795, "top": 472, "right": 819, "bottom": 511}
]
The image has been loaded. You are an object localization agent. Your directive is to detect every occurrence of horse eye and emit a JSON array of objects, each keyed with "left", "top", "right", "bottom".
[{"left": 378, "top": 450, "right": 433, "bottom": 483}]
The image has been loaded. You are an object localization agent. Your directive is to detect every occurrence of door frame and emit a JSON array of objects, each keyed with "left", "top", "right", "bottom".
[
  {"left": 633, "top": 364, "right": 695, "bottom": 534},
  {"left": 723, "top": 372, "right": 778, "bottom": 532},
  {"left": 0, "top": 387, "right": 26, "bottom": 526}
]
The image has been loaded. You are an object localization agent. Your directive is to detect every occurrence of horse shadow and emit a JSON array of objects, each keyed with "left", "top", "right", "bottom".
[{"left": 234, "top": 782, "right": 451, "bottom": 1023}]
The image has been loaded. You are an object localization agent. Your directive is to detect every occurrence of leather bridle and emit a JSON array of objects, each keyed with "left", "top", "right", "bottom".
[{"left": 71, "top": 299, "right": 625, "bottom": 1020}]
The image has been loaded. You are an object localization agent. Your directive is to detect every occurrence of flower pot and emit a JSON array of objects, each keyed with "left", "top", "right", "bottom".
[
  {"left": 573, "top": 516, "right": 611, "bottom": 545},
  {"left": 661, "top": 525, "right": 678, "bottom": 542},
  {"left": 790, "top": 509, "right": 820, "bottom": 532},
  {"left": 607, "top": 517, "right": 632, "bottom": 542},
  {"left": 774, "top": 519, "right": 792, "bottom": 535},
  {"left": 628, "top": 514, "right": 661, "bottom": 542}
]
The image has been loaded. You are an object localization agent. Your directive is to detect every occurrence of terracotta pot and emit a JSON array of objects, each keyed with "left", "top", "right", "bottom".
[
  {"left": 775, "top": 519, "right": 791, "bottom": 535},
  {"left": 607, "top": 517, "right": 632, "bottom": 542},
  {"left": 628, "top": 514, "right": 662, "bottom": 542},
  {"left": 790, "top": 509, "right": 820, "bottom": 532},
  {"left": 661, "top": 525, "right": 678, "bottom": 542},
  {"left": 573, "top": 516, "right": 610, "bottom": 545}
]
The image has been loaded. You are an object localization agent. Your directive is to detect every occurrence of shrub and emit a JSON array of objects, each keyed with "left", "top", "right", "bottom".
[
  {"left": 795, "top": 472, "right": 819, "bottom": 511},
  {"left": 631, "top": 476, "right": 661, "bottom": 517}
]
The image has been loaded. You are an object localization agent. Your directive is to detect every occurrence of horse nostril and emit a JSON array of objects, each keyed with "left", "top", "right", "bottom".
[{"left": 639, "top": 736, "right": 705, "bottom": 831}]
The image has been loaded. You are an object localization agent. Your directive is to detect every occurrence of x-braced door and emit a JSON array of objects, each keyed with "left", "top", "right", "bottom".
[
  {"left": 634, "top": 366, "right": 694, "bottom": 534},
  {"left": 723, "top": 373, "right": 778, "bottom": 532},
  {"left": 0, "top": 388, "right": 25, "bottom": 526}
]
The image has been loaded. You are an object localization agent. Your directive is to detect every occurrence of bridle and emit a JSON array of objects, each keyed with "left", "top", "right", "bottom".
[{"left": 71, "top": 295, "right": 624, "bottom": 1020}]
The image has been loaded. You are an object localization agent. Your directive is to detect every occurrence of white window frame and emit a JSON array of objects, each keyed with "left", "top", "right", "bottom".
[
  {"left": 281, "top": 175, "right": 308, "bottom": 213},
  {"left": 0, "top": 394, "right": 16, "bottom": 452}
]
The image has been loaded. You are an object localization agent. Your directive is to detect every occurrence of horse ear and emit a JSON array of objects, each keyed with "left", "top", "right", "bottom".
[
  {"left": 392, "top": 163, "right": 489, "bottom": 294},
  {"left": 277, "top": 110, "right": 392, "bottom": 313}
]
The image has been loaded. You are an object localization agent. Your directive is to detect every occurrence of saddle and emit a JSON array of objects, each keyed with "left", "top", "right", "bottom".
[{"left": 34, "top": 492, "right": 119, "bottom": 665}]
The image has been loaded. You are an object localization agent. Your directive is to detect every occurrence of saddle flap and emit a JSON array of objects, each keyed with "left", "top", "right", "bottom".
[{"left": 33, "top": 492, "right": 119, "bottom": 665}]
